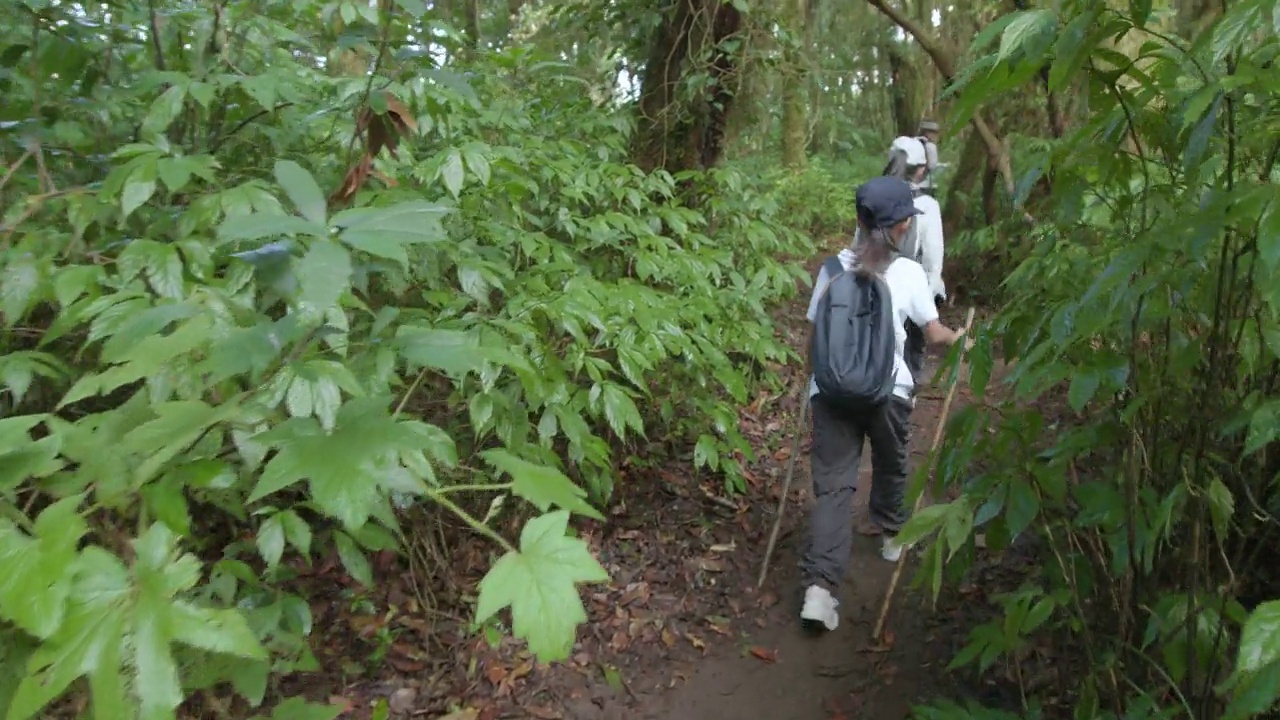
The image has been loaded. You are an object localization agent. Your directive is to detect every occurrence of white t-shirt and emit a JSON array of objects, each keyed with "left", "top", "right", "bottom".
[{"left": 806, "top": 249, "right": 940, "bottom": 401}]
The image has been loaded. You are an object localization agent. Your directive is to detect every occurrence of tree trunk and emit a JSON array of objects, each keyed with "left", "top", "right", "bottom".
[
  {"left": 634, "top": 0, "right": 744, "bottom": 174},
  {"left": 942, "top": 127, "right": 987, "bottom": 235},
  {"left": 1175, "top": 0, "right": 1219, "bottom": 38},
  {"left": 805, "top": 0, "right": 822, "bottom": 155},
  {"left": 914, "top": 0, "right": 935, "bottom": 114},
  {"left": 465, "top": 0, "right": 480, "bottom": 50},
  {"left": 883, "top": 41, "right": 922, "bottom": 137},
  {"left": 781, "top": 0, "right": 810, "bottom": 169},
  {"left": 982, "top": 157, "right": 999, "bottom": 225}
]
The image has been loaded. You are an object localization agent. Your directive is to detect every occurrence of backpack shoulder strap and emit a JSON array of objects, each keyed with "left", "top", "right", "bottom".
[
  {"left": 813, "top": 256, "right": 848, "bottom": 310},
  {"left": 822, "top": 256, "right": 844, "bottom": 280}
]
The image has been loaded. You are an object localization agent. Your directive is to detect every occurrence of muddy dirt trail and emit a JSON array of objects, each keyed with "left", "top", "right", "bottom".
[{"left": 640, "top": 330, "right": 971, "bottom": 720}]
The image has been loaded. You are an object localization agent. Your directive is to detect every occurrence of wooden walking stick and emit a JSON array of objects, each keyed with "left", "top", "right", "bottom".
[
  {"left": 756, "top": 386, "right": 810, "bottom": 590},
  {"left": 872, "top": 307, "right": 976, "bottom": 642}
]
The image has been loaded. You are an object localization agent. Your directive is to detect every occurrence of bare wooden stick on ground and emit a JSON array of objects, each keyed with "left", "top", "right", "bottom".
[
  {"left": 872, "top": 306, "right": 976, "bottom": 642},
  {"left": 756, "top": 386, "right": 810, "bottom": 590}
]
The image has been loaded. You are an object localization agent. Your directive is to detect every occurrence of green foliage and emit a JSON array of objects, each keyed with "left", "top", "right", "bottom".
[
  {"left": 909, "top": 0, "right": 1280, "bottom": 718},
  {"left": 0, "top": 0, "right": 809, "bottom": 716},
  {"left": 731, "top": 156, "right": 878, "bottom": 241},
  {"left": 474, "top": 510, "right": 609, "bottom": 660}
]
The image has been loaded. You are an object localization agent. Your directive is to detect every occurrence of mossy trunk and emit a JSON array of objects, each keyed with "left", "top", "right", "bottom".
[
  {"left": 633, "top": 0, "right": 744, "bottom": 173},
  {"left": 780, "top": 0, "right": 811, "bottom": 169},
  {"left": 884, "top": 41, "right": 923, "bottom": 137},
  {"left": 942, "top": 127, "right": 987, "bottom": 235}
]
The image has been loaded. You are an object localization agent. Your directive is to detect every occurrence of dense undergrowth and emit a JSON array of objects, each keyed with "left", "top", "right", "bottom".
[
  {"left": 898, "top": 1, "right": 1280, "bottom": 718},
  {"left": 0, "top": 1, "right": 847, "bottom": 717},
  {"left": 10, "top": 0, "right": 1280, "bottom": 718}
]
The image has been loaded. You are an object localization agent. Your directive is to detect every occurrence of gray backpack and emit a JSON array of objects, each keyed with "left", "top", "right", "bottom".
[
  {"left": 854, "top": 218, "right": 920, "bottom": 262},
  {"left": 897, "top": 188, "right": 925, "bottom": 263},
  {"left": 809, "top": 256, "right": 897, "bottom": 412}
]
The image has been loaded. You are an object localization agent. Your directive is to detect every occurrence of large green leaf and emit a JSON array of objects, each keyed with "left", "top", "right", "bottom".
[
  {"left": 218, "top": 214, "right": 325, "bottom": 243},
  {"left": 1239, "top": 601, "right": 1280, "bottom": 674},
  {"left": 274, "top": 160, "right": 328, "bottom": 226},
  {"left": 481, "top": 449, "right": 602, "bottom": 520},
  {"left": 249, "top": 398, "right": 430, "bottom": 529},
  {"left": 333, "top": 200, "right": 451, "bottom": 267},
  {"left": 0, "top": 495, "right": 87, "bottom": 639},
  {"left": 474, "top": 510, "right": 609, "bottom": 661},
  {"left": 295, "top": 240, "right": 352, "bottom": 314}
]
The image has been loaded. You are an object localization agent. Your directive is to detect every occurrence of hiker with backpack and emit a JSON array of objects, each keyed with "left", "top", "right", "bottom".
[
  {"left": 915, "top": 119, "right": 944, "bottom": 196},
  {"left": 882, "top": 135, "right": 947, "bottom": 390},
  {"left": 799, "top": 176, "right": 968, "bottom": 633}
]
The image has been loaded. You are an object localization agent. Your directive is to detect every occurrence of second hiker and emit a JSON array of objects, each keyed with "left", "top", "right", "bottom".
[
  {"left": 915, "top": 119, "right": 943, "bottom": 196},
  {"left": 799, "top": 176, "right": 967, "bottom": 633},
  {"left": 883, "top": 134, "right": 947, "bottom": 387}
]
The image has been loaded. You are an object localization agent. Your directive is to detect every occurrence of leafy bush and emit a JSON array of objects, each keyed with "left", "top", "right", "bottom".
[
  {"left": 729, "top": 156, "right": 878, "bottom": 241},
  {"left": 0, "top": 2, "right": 810, "bottom": 717},
  {"left": 901, "top": 2, "right": 1280, "bottom": 719}
]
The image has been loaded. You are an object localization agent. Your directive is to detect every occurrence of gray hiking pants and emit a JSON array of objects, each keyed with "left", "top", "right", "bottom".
[{"left": 800, "top": 393, "right": 913, "bottom": 593}]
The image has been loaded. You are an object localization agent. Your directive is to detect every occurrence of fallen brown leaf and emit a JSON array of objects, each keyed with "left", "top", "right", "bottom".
[
  {"left": 705, "top": 615, "right": 731, "bottom": 635},
  {"left": 750, "top": 646, "right": 778, "bottom": 663},
  {"left": 609, "top": 630, "right": 630, "bottom": 652},
  {"left": 619, "top": 581, "right": 651, "bottom": 606},
  {"left": 437, "top": 710, "right": 480, "bottom": 720},
  {"left": 388, "top": 687, "right": 417, "bottom": 714},
  {"left": 686, "top": 633, "right": 706, "bottom": 652},
  {"left": 387, "top": 654, "right": 426, "bottom": 673},
  {"left": 661, "top": 627, "right": 677, "bottom": 647},
  {"left": 694, "top": 557, "right": 726, "bottom": 572},
  {"left": 509, "top": 661, "right": 533, "bottom": 681}
]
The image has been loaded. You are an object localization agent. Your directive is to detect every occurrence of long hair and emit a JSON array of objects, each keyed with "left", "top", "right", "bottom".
[
  {"left": 883, "top": 147, "right": 927, "bottom": 185},
  {"left": 851, "top": 223, "right": 898, "bottom": 277}
]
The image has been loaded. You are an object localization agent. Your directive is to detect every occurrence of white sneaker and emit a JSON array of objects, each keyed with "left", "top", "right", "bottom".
[
  {"left": 881, "top": 536, "right": 911, "bottom": 562},
  {"left": 800, "top": 585, "right": 840, "bottom": 631}
]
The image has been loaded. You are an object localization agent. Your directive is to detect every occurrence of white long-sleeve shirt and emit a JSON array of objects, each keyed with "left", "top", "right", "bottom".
[{"left": 909, "top": 189, "right": 946, "bottom": 299}]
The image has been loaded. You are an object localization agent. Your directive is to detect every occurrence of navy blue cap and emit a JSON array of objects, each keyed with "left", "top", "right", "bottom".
[{"left": 855, "top": 176, "right": 923, "bottom": 229}]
